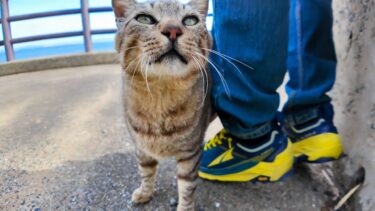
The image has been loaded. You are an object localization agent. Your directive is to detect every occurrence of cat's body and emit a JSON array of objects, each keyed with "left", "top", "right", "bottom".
[
  {"left": 125, "top": 75, "right": 211, "bottom": 159},
  {"left": 112, "top": 0, "right": 212, "bottom": 210}
]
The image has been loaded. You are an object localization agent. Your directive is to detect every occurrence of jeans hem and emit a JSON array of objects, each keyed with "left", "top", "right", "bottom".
[
  {"left": 283, "top": 106, "right": 321, "bottom": 126},
  {"left": 223, "top": 121, "right": 272, "bottom": 140}
]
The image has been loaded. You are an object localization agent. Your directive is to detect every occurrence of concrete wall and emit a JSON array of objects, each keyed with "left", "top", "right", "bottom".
[
  {"left": 332, "top": 0, "right": 375, "bottom": 210},
  {"left": 0, "top": 52, "right": 118, "bottom": 77}
]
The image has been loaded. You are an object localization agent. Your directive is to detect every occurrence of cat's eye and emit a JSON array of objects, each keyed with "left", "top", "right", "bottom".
[
  {"left": 183, "top": 16, "right": 199, "bottom": 26},
  {"left": 136, "top": 14, "right": 156, "bottom": 25}
]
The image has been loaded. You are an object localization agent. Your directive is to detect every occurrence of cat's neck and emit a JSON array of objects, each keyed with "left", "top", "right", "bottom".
[
  {"left": 125, "top": 71, "right": 199, "bottom": 93},
  {"left": 123, "top": 72, "right": 202, "bottom": 118}
]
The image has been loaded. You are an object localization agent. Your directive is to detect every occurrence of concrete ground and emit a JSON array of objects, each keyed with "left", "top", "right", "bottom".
[{"left": 0, "top": 64, "right": 345, "bottom": 210}]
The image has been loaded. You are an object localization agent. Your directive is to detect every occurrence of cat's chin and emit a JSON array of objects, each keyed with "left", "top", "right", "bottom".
[{"left": 151, "top": 61, "right": 192, "bottom": 76}]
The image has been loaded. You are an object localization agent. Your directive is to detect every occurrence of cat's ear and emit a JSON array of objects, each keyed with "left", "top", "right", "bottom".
[
  {"left": 189, "top": 0, "right": 209, "bottom": 18},
  {"left": 112, "top": 0, "right": 136, "bottom": 18}
]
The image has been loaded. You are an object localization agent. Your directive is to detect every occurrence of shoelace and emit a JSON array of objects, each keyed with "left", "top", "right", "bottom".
[{"left": 204, "top": 129, "right": 233, "bottom": 150}]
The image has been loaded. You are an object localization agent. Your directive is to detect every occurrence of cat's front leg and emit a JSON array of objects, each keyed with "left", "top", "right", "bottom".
[
  {"left": 176, "top": 148, "right": 202, "bottom": 211},
  {"left": 132, "top": 149, "right": 158, "bottom": 204}
]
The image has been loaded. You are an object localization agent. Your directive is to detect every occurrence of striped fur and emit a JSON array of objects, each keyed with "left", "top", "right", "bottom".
[{"left": 112, "top": 0, "right": 212, "bottom": 210}]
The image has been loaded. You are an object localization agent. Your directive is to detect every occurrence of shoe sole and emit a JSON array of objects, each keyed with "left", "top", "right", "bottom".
[
  {"left": 293, "top": 133, "right": 344, "bottom": 163},
  {"left": 198, "top": 141, "right": 294, "bottom": 183},
  {"left": 250, "top": 167, "right": 295, "bottom": 184}
]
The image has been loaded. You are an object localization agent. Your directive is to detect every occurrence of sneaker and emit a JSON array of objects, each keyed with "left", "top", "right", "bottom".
[
  {"left": 199, "top": 124, "right": 294, "bottom": 182},
  {"left": 281, "top": 105, "right": 344, "bottom": 163}
]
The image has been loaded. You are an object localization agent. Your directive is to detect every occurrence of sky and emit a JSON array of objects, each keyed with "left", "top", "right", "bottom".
[{"left": 0, "top": 0, "right": 213, "bottom": 62}]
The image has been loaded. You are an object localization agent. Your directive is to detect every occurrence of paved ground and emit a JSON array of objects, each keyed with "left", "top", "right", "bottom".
[{"left": 0, "top": 64, "right": 344, "bottom": 210}]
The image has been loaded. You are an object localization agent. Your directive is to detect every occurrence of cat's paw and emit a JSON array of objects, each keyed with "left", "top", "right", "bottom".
[
  {"left": 177, "top": 204, "right": 195, "bottom": 211},
  {"left": 131, "top": 187, "right": 154, "bottom": 204}
]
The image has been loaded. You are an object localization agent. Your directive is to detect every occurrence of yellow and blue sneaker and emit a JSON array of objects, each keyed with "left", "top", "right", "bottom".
[
  {"left": 199, "top": 124, "right": 294, "bottom": 182},
  {"left": 281, "top": 104, "right": 344, "bottom": 163}
]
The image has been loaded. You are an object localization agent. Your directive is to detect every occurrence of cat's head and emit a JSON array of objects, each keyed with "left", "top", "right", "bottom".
[{"left": 112, "top": 0, "right": 211, "bottom": 78}]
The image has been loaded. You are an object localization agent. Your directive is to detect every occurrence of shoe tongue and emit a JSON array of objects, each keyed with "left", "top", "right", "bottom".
[
  {"left": 236, "top": 130, "right": 277, "bottom": 148},
  {"left": 237, "top": 130, "right": 279, "bottom": 153},
  {"left": 293, "top": 117, "right": 323, "bottom": 130}
]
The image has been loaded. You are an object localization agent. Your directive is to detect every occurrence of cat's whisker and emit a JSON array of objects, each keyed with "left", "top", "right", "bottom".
[
  {"left": 129, "top": 54, "right": 144, "bottom": 84},
  {"left": 123, "top": 46, "right": 140, "bottom": 52},
  {"left": 198, "top": 52, "right": 225, "bottom": 98},
  {"left": 125, "top": 53, "right": 142, "bottom": 70},
  {"left": 144, "top": 57, "right": 154, "bottom": 99},
  {"left": 136, "top": 57, "right": 148, "bottom": 83},
  {"left": 194, "top": 52, "right": 232, "bottom": 99},
  {"left": 193, "top": 56, "right": 209, "bottom": 106},
  {"left": 195, "top": 52, "right": 230, "bottom": 98},
  {"left": 131, "top": 59, "right": 142, "bottom": 84},
  {"left": 140, "top": 57, "right": 147, "bottom": 81},
  {"left": 201, "top": 48, "right": 245, "bottom": 79},
  {"left": 195, "top": 57, "right": 209, "bottom": 103},
  {"left": 192, "top": 55, "right": 208, "bottom": 108},
  {"left": 119, "top": 46, "right": 139, "bottom": 63},
  {"left": 201, "top": 47, "right": 255, "bottom": 71}
]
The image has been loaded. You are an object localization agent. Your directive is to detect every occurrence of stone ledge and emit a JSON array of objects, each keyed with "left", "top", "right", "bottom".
[{"left": 0, "top": 51, "right": 119, "bottom": 77}]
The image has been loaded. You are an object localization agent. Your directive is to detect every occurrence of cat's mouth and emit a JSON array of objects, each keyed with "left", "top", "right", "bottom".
[{"left": 155, "top": 49, "right": 188, "bottom": 64}]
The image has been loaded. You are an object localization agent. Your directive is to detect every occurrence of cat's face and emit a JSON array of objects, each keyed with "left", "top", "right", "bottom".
[{"left": 113, "top": 0, "right": 211, "bottom": 77}]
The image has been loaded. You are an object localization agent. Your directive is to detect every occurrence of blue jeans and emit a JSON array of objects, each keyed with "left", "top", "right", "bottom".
[{"left": 211, "top": 0, "right": 337, "bottom": 139}]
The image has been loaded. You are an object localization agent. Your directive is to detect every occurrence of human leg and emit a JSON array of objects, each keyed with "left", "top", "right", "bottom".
[
  {"left": 282, "top": 0, "right": 343, "bottom": 163},
  {"left": 199, "top": 0, "right": 293, "bottom": 182}
]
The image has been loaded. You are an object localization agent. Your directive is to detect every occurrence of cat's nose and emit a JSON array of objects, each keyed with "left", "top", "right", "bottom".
[{"left": 161, "top": 24, "right": 183, "bottom": 42}]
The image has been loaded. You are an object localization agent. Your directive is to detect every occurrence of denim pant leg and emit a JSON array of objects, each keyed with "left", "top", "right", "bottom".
[
  {"left": 284, "top": 0, "right": 337, "bottom": 125},
  {"left": 211, "top": 0, "right": 289, "bottom": 139}
]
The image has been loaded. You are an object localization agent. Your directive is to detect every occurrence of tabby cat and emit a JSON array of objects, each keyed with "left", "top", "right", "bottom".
[{"left": 112, "top": 0, "right": 212, "bottom": 210}]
